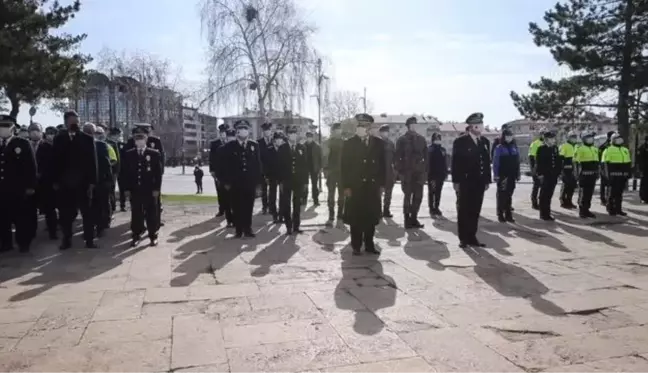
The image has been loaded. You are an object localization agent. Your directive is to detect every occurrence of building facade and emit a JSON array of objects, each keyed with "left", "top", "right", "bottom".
[
  {"left": 221, "top": 109, "right": 314, "bottom": 140},
  {"left": 181, "top": 106, "right": 219, "bottom": 159}
]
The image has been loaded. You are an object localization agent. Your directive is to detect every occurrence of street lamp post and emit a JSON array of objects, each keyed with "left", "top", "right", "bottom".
[
  {"left": 29, "top": 106, "right": 36, "bottom": 125},
  {"left": 315, "top": 59, "right": 329, "bottom": 190}
]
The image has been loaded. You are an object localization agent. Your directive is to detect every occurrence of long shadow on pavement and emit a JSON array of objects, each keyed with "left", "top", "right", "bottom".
[
  {"left": 403, "top": 230, "right": 450, "bottom": 270},
  {"left": 375, "top": 218, "right": 405, "bottom": 247},
  {"left": 167, "top": 217, "right": 220, "bottom": 243},
  {"left": 432, "top": 218, "right": 512, "bottom": 255},
  {"left": 249, "top": 234, "right": 300, "bottom": 277}
]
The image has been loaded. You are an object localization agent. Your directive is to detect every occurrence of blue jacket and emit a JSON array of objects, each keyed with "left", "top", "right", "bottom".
[{"left": 493, "top": 143, "right": 520, "bottom": 179}]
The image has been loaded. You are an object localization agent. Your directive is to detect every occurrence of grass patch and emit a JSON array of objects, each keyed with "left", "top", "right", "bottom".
[{"left": 161, "top": 194, "right": 218, "bottom": 204}]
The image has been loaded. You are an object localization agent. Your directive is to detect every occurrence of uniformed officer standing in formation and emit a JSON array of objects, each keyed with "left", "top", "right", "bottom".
[
  {"left": 452, "top": 113, "right": 491, "bottom": 248},
  {"left": 220, "top": 120, "right": 262, "bottom": 238},
  {"left": 27, "top": 123, "right": 45, "bottom": 239},
  {"left": 209, "top": 124, "right": 229, "bottom": 217},
  {"left": 88, "top": 124, "right": 117, "bottom": 236},
  {"left": 341, "top": 114, "right": 386, "bottom": 255},
  {"left": 277, "top": 126, "right": 308, "bottom": 234},
  {"left": 325, "top": 122, "right": 345, "bottom": 226},
  {"left": 492, "top": 128, "right": 520, "bottom": 222},
  {"left": 302, "top": 131, "right": 322, "bottom": 206},
  {"left": 267, "top": 132, "right": 284, "bottom": 223},
  {"left": 215, "top": 128, "right": 237, "bottom": 227},
  {"left": 598, "top": 131, "right": 615, "bottom": 205},
  {"left": 38, "top": 126, "right": 59, "bottom": 239},
  {"left": 427, "top": 132, "right": 447, "bottom": 217},
  {"left": 574, "top": 131, "right": 599, "bottom": 218},
  {"left": 258, "top": 122, "right": 275, "bottom": 214},
  {"left": 106, "top": 127, "right": 123, "bottom": 213},
  {"left": 490, "top": 123, "right": 514, "bottom": 160},
  {"left": 638, "top": 136, "right": 648, "bottom": 203},
  {"left": 395, "top": 116, "right": 428, "bottom": 229},
  {"left": 601, "top": 132, "right": 631, "bottom": 216},
  {"left": 17, "top": 125, "right": 29, "bottom": 139},
  {"left": 50, "top": 111, "right": 98, "bottom": 250},
  {"left": 528, "top": 132, "right": 544, "bottom": 210},
  {"left": 558, "top": 131, "right": 578, "bottom": 209},
  {"left": 0, "top": 115, "right": 38, "bottom": 253},
  {"left": 535, "top": 131, "right": 562, "bottom": 221},
  {"left": 379, "top": 125, "right": 396, "bottom": 218},
  {"left": 121, "top": 126, "right": 163, "bottom": 246}
]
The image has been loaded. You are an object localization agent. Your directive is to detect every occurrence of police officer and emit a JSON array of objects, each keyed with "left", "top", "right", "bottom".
[
  {"left": 427, "top": 132, "right": 448, "bottom": 217},
  {"left": 26, "top": 123, "right": 44, "bottom": 239},
  {"left": 638, "top": 136, "right": 648, "bottom": 203},
  {"left": 559, "top": 131, "right": 578, "bottom": 209},
  {"left": 267, "top": 132, "right": 283, "bottom": 223},
  {"left": 302, "top": 131, "right": 322, "bottom": 206},
  {"left": 492, "top": 129, "right": 520, "bottom": 222},
  {"left": 17, "top": 125, "right": 29, "bottom": 139},
  {"left": 258, "top": 122, "right": 275, "bottom": 215},
  {"left": 277, "top": 126, "right": 308, "bottom": 234},
  {"left": 574, "top": 131, "right": 599, "bottom": 218},
  {"left": 379, "top": 124, "right": 396, "bottom": 218},
  {"left": 599, "top": 131, "right": 615, "bottom": 205},
  {"left": 452, "top": 113, "right": 491, "bottom": 248},
  {"left": 122, "top": 126, "right": 163, "bottom": 246},
  {"left": 325, "top": 122, "right": 345, "bottom": 226},
  {"left": 209, "top": 124, "right": 228, "bottom": 217},
  {"left": 341, "top": 114, "right": 385, "bottom": 255},
  {"left": 106, "top": 127, "right": 123, "bottom": 213},
  {"left": 396, "top": 116, "right": 428, "bottom": 229},
  {"left": 0, "top": 115, "right": 38, "bottom": 253},
  {"left": 220, "top": 120, "right": 262, "bottom": 238},
  {"left": 88, "top": 124, "right": 117, "bottom": 236},
  {"left": 602, "top": 132, "right": 631, "bottom": 216},
  {"left": 490, "top": 123, "right": 514, "bottom": 160},
  {"left": 38, "top": 126, "right": 59, "bottom": 239},
  {"left": 536, "top": 131, "right": 562, "bottom": 221},
  {"left": 528, "top": 132, "right": 544, "bottom": 209},
  {"left": 217, "top": 128, "right": 237, "bottom": 227}
]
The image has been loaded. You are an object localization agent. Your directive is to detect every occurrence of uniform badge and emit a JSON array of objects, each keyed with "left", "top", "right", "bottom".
[
  {"left": 14, "top": 147, "right": 21, "bottom": 155},
  {"left": 146, "top": 155, "right": 151, "bottom": 162},
  {"left": 147, "top": 167, "right": 151, "bottom": 172},
  {"left": 251, "top": 145, "right": 255, "bottom": 152},
  {"left": 298, "top": 149, "right": 303, "bottom": 155},
  {"left": 150, "top": 143, "right": 155, "bottom": 149}
]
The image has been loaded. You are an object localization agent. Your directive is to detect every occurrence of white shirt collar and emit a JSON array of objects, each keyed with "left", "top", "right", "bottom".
[
  {"left": 469, "top": 133, "right": 479, "bottom": 143},
  {"left": 1, "top": 136, "right": 12, "bottom": 146}
]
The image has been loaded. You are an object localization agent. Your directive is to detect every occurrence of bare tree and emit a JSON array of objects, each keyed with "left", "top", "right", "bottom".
[
  {"left": 200, "top": 0, "right": 318, "bottom": 121},
  {"left": 322, "top": 90, "right": 374, "bottom": 125},
  {"left": 0, "top": 89, "right": 7, "bottom": 112}
]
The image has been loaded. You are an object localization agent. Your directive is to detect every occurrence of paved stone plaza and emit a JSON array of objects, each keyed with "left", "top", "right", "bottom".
[{"left": 1, "top": 179, "right": 648, "bottom": 372}]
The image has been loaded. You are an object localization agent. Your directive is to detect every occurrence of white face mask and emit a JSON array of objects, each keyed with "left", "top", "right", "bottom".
[
  {"left": 504, "top": 136, "right": 513, "bottom": 143},
  {"left": 237, "top": 129, "right": 249, "bottom": 139},
  {"left": 356, "top": 127, "right": 368, "bottom": 137},
  {"left": 45, "top": 134, "right": 54, "bottom": 142},
  {"left": 263, "top": 130, "right": 271, "bottom": 138},
  {"left": 29, "top": 131, "right": 42, "bottom": 141},
  {"left": 0, "top": 127, "right": 13, "bottom": 138},
  {"left": 18, "top": 131, "right": 29, "bottom": 138},
  {"left": 135, "top": 139, "right": 147, "bottom": 149},
  {"left": 433, "top": 140, "right": 442, "bottom": 145},
  {"left": 471, "top": 125, "right": 483, "bottom": 136},
  {"left": 380, "top": 131, "right": 389, "bottom": 139},
  {"left": 220, "top": 132, "right": 226, "bottom": 140},
  {"left": 274, "top": 139, "right": 284, "bottom": 147},
  {"left": 545, "top": 139, "right": 556, "bottom": 146},
  {"left": 333, "top": 129, "right": 342, "bottom": 137},
  {"left": 584, "top": 137, "right": 594, "bottom": 145},
  {"left": 614, "top": 138, "right": 624, "bottom": 145},
  {"left": 288, "top": 134, "right": 297, "bottom": 142},
  {"left": 227, "top": 136, "right": 236, "bottom": 142}
]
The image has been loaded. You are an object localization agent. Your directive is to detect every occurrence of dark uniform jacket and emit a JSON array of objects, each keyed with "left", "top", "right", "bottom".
[
  {"left": 638, "top": 143, "right": 648, "bottom": 174},
  {"left": 451, "top": 134, "right": 492, "bottom": 185},
  {"left": 125, "top": 136, "right": 165, "bottom": 173},
  {"left": 209, "top": 139, "right": 225, "bottom": 175},
  {"left": 49, "top": 130, "right": 98, "bottom": 188},
  {"left": 121, "top": 148, "right": 163, "bottom": 192},
  {"left": 305, "top": 141, "right": 322, "bottom": 173},
  {"left": 0, "top": 136, "right": 37, "bottom": 196},
  {"left": 263, "top": 145, "right": 281, "bottom": 181},
  {"left": 95, "top": 140, "right": 114, "bottom": 185},
  {"left": 220, "top": 140, "right": 262, "bottom": 188},
  {"left": 258, "top": 137, "right": 275, "bottom": 177},
  {"left": 326, "top": 137, "right": 344, "bottom": 180},
  {"left": 34, "top": 140, "right": 54, "bottom": 181},
  {"left": 277, "top": 143, "right": 308, "bottom": 186},
  {"left": 106, "top": 139, "right": 121, "bottom": 178},
  {"left": 536, "top": 144, "right": 562, "bottom": 179},
  {"left": 427, "top": 144, "right": 448, "bottom": 181},
  {"left": 341, "top": 135, "right": 386, "bottom": 226},
  {"left": 493, "top": 143, "right": 520, "bottom": 179},
  {"left": 395, "top": 130, "right": 428, "bottom": 183},
  {"left": 383, "top": 138, "right": 396, "bottom": 185}
]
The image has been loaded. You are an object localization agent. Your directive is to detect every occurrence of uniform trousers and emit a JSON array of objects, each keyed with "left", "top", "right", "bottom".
[
  {"left": 302, "top": 171, "right": 319, "bottom": 203},
  {"left": 531, "top": 176, "right": 541, "bottom": 206},
  {"left": 539, "top": 176, "right": 558, "bottom": 218},
  {"left": 231, "top": 185, "right": 255, "bottom": 234},
  {"left": 560, "top": 169, "right": 577, "bottom": 205},
  {"left": 109, "top": 178, "right": 117, "bottom": 212},
  {"left": 427, "top": 179, "right": 444, "bottom": 211},
  {"left": 350, "top": 224, "right": 376, "bottom": 251},
  {"left": 220, "top": 187, "right": 234, "bottom": 224},
  {"left": 599, "top": 176, "right": 609, "bottom": 203},
  {"left": 38, "top": 185, "right": 58, "bottom": 236},
  {"left": 457, "top": 182, "right": 485, "bottom": 243},
  {"left": 130, "top": 190, "right": 159, "bottom": 239},
  {"left": 640, "top": 173, "right": 648, "bottom": 202},
  {"left": 215, "top": 180, "right": 225, "bottom": 214},
  {"left": 401, "top": 175, "right": 424, "bottom": 218},
  {"left": 118, "top": 179, "right": 127, "bottom": 210},
  {"left": 0, "top": 193, "right": 36, "bottom": 249},
  {"left": 280, "top": 183, "right": 303, "bottom": 230},
  {"left": 266, "top": 179, "right": 278, "bottom": 217},
  {"left": 383, "top": 180, "right": 394, "bottom": 214},
  {"left": 327, "top": 176, "right": 344, "bottom": 219},
  {"left": 606, "top": 177, "right": 626, "bottom": 214},
  {"left": 578, "top": 176, "right": 597, "bottom": 213},
  {"left": 260, "top": 177, "right": 269, "bottom": 210},
  {"left": 92, "top": 183, "right": 112, "bottom": 232},
  {"left": 58, "top": 186, "right": 94, "bottom": 243},
  {"left": 496, "top": 177, "right": 516, "bottom": 218}
]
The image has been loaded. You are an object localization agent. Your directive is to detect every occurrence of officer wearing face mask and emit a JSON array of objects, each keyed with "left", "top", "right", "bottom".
[
  {"left": 452, "top": 112, "right": 491, "bottom": 248},
  {"left": 122, "top": 126, "right": 162, "bottom": 247},
  {"left": 209, "top": 124, "right": 229, "bottom": 217},
  {"left": 302, "top": 131, "right": 322, "bottom": 206},
  {"left": 88, "top": 125, "right": 116, "bottom": 237},
  {"left": 492, "top": 129, "right": 520, "bottom": 223},
  {"left": 27, "top": 123, "right": 45, "bottom": 239},
  {"left": 379, "top": 124, "right": 396, "bottom": 218},
  {"left": 258, "top": 122, "right": 275, "bottom": 214},
  {"left": 17, "top": 125, "right": 29, "bottom": 139},
  {"left": 598, "top": 131, "right": 615, "bottom": 205},
  {"left": 341, "top": 114, "right": 386, "bottom": 256},
  {"left": 427, "top": 132, "right": 448, "bottom": 217},
  {"left": 574, "top": 132, "right": 599, "bottom": 218},
  {"left": 325, "top": 122, "right": 345, "bottom": 226},
  {"left": 536, "top": 131, "right": 562, "bottom": 221},
  {"left": 558, "top": 131, "right": 578, "bottom": 209},
  {"left": 0, "top": 115, "right": 37, "bottom": 253},
  {"left": 395, "top": 116, "right": 428, "bottom": 229},
  {"left": 216, "top": 128, "right": 237, "bottom": 227},
  {"left": 265, "top": 132, "right": 283, "bottom": 223},
  {"left": 36, "top": 126, "right": 59, "bottom": 239},
  {"left": 50, "top": 111, "right": 98, "bottom": 250},
  {"left": 276, "top": 126, "right": 308, "bottom": 234},
  {"left": 601, "top": 132, "right": 631, "bottom": 216},
  {"left": 106, "top": 127, "right": 123, "bottom": 213},
  {"left": 220, "top": 120, "right": 262, "bottom": 238},
  {"left": 528, "top": 131, "right": 544, "bottom": 210}
]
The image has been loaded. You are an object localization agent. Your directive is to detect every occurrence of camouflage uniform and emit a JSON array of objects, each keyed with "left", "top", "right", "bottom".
[{"left": 395, "top": 117, "right": 428, "bottom": 228}]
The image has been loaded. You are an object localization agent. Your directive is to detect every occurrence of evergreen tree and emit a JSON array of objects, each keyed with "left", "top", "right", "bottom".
[{"left": 0, "top": 0, "right": 91, "bottom": 118}]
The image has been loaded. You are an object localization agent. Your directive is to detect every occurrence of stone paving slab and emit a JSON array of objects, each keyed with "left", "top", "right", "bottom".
[{"left": 2, "top": 183, "right": 648, "bottom": 371}]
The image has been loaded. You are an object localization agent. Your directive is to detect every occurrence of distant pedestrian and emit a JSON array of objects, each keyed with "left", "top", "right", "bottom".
[{"left": 194, "top": 166, "right": 204, "bottom": 194}]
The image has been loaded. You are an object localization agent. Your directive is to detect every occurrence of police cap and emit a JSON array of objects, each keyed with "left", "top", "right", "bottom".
[
  {"left": 132, "top": 126, "right": 149, "bottom": 136},
  {"left": 502, "top": 129, "right": 513, "bottom": 137},
  {"left": 218, "top": 124, "right": 228, "bottom": 132},
  {"left": 607, "top": 130, "right": 615, "bottom": 140},
  {"left": 355, "top": 113, "right": 374, "bottom": 124},
  {"left": 405, "top": 116, "right": 417, "bottom": 126},
  {"left": 108, "top": 127, "right": 122, "bottom": 136},
  {"left": 0, "top": 115, "right": 16, "bottom": 126},
  {"left": 28, "top": 122, "right": 42, "bottom": 132},
  {"left": 431, "top": 132, "right": 441, "bottom": 141},
  {"left": 63, "top": 110, "right": 79, "bottom": 121},
  {"left": 261, "top": 122, "right": 272, "bottom": 131},
  {"left": 543, "top": 130, "right": 556, "bottom": 139},
  {"left": 45, "top": 126, "right": 57, "bottom": 134},
  {"left": 466, "top": 112, "right": 484, "bottom": 125},
  {"left": 379, "top": 124, "right": 390, "bottom": 132},
  {"left": 331, "top": 122, "right": 341, "bottom": 130},
  {"left": 234, "top": 120, "right": 250, "bottom": 130},
  {"left": 286, "top": 125, "right": 298, "bottom": 134},
  {"left": 225, "top": 128, "right": 236, "bottom": 137},
  {"left": 56, "top": 124, "right": 65, "bottom": 131},
  {"left": 305, "top": 131, "right": 313, "bottom": 137},
  {"left": 273, "top": 132, "right": 285, "bottom": 140}
]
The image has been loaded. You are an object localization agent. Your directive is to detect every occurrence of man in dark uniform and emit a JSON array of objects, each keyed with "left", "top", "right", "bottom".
[
  {"left": 559, "top": 131, "right": 578, "bottom": 209},
  {"left": 536, "top": 131, "right": 562, "bottom": 221},
  {"left": 37, "top": 126, "right": 59, "bottom": 239},
  {"left": 220, "top": 120, "right": 262, "bottom": 238},
  {"left": 257, "top": 122, "right": 274, "bottom": 214},
  {"left": 0, "top": 115, "right": 38, "bottom": 253},
  {"left": 121, "top": 126, "right": 162, "bottom": 247},
  {"left": 209, "top": 124, "right": 228, "bottom": 217},
  {"left": 17, "top": 125, "right": 29, "bottom": 139},
  {"left": 106, "top": 127, "right": 123, "bottom": 213},
  {"left": 325, "top": 122, "right": 345, "bottom": 226},
  {"left": 427, "top": 132, "right": 448, "bottom": 216},
  {"left": 638, "top": 136, "right": 648, "bottom": 203},
  {"left": 48, "top": 111, "right": 99, "bottom": 250},
  {"left": 302, "top": 131, "right": 322, "bottom": 206},
  {"left": 85, "top": 124, "right": 114, "bottom": 237},
  {"left": 276, "top": 126, "right": 308, "bottom": 234},
  {"left": 599, "top": 131, "right": 615, "bottom": 205},
  {"left": 575, "top": 131, "right": 600, "bottom": 218},
  {"left": 379, "top": 124, "right": 396, "bottom": 218},
  {"left": 341, "top": 114, "right": 386, "bottom": 256},
  {"left": 266, "top": 132, "right": 282, "bottom": 223},
  {"left": 396, "top": 116, "right": 428, "bottom": 228},
  {"left": 452, "top": 112, "right": 491, "bottom": 248},
  {"left": 217, "top": 129, "right": 237, "bottom": 227},
  {"left": 26, "top": 122, "right": 44, "bottom": 239}
]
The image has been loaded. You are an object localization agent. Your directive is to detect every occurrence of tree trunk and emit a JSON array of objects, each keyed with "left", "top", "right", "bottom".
[
  {"left": 257, "top": 96, "right": 265, "bottom": 139},
  {"left": 617, "top": 0, "right": 635, "bottom": 141},
  {"left": 9, "top": 95, "right": 20, "bottom": 119}
]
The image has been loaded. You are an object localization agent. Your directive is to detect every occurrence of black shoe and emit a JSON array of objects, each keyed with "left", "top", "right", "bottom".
[
  {"left": 234, "top": 232, "right": 243, "bottom": 238},
  {"left": 532, "top": 203, "right": 539, "bottom": 210},
  {"left": 459, "top": 241, "right": 469, "bottom": 248},
  {"left": 226, "top": 222, "right": 235, "bottom": 228},
  {"left": 85, "top": 241, "right": 99, "bottom": 249},
  {"left": 313, "top": 201, "right": 320, "bottom": 206},
  {"left": 365, "top": 247, "right": 380, "bottom": 255},
  {"left": 497, "top": 215, "right": 506, "bottom": 223},
  {"left": 293, "top": 228, "right": 303, "bottom": 234},
  {"left": 273, "top": 217, "right": 281, "bottom": 224},
  {"left": 96, "top": 229, "right": 104, "bottom": 238},
  {"left": 561, "top": 203, "right": 575, "bottom": 210},
  {"left": 244, "top": 231, "right": 256, "bottom": 238},
  {"left": 411, "top": 218, "right": 424, "bottom": 228},
  {"left": 383, "top": 211, "right": 393, "bottom": 218},
  {"left": 510, "top": 207, "right": 515, "bottom": 212},
  {"left": 325, "top": 219, "right": 333, "bottom": 227},
  {"left": 505, "top": 214, "right": 515, "bottom": 223},
  {"left": 618, "top": 211, "right": 628, "bottom": 216},
  {"left": 352, "top": 248, "right": 362, "bottom": 256},
  {"left": 131, "top": 237, "right": 141, "bottom": 247},
  {"left": 150, "top": 238, "right": 158, "bottom": 246},
  {"left": 216, "top": 211, "right": 225, "bottom": 217},
  {"left": 470, "top": 240, "right": 486, "bottom": 248},
  {"left": 59, "top": 240, "right": 72, "bottom": 251},
  {"left": 160, "top": 222, "right": 165, "bottom": 227},
  {"left": 541, "top": 215, "right": 555, "bottom": 221},
  {"left": 286, "top": 228, "right": 293, "bottom": 235}
]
